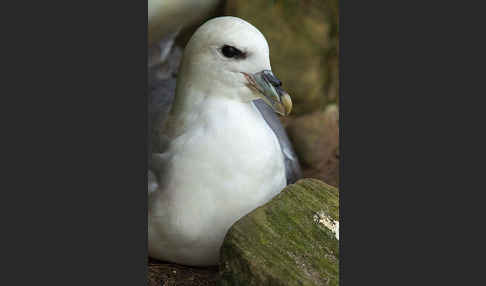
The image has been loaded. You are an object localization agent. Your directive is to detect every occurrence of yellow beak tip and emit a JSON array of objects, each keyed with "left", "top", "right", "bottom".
[{"left": 281, "top": 93, "right": 292, "bottom": 116}]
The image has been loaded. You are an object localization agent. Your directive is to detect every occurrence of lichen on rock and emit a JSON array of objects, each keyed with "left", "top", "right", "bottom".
[{"left": 219, "top": 178, "right": 339, "bottom": 286}]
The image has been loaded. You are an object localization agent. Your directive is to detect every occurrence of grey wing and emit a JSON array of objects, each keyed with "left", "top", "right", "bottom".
[
  {"left": 148, "top": 41, "right": 182, "bottom": 191},
  {"left": 254, "top": 99, "right": 302, "bottom": 185},
  {"left": 148, "top": 39, "right": 183, "bottom": 152},
  {"left": 149, "top": 67, "right": 176, "bottom": 154}
]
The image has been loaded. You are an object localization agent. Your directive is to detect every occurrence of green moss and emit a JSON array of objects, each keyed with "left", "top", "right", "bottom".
[{"left": 219, "top": 179, "right": 339, "bottom": 286}]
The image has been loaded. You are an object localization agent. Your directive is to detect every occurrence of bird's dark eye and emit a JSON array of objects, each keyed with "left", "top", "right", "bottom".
[{"left": 221, "top": 45, "right": 244, "bottom": 59}]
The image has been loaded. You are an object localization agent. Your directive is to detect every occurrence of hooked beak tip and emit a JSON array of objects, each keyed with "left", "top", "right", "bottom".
[{"left": 281, "top": 91, "right": 292, "bottom": 116}]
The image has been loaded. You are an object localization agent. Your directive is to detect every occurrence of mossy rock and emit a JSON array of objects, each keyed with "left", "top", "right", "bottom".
[{"left": 219, "top": 178, "right": 339, "bottom": 286}]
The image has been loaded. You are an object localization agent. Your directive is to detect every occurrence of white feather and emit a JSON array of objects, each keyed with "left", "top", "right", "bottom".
[{"left": 148, "top": 17, "right": 286, "bottom": 266}]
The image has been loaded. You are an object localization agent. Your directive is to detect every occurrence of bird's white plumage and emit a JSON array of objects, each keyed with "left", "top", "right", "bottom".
[
  {"left": 148, "top": 17, "right": 286, "bottom": 266},
  {"left": 148, "top": 0, "right": 220, "bottom": 46}
]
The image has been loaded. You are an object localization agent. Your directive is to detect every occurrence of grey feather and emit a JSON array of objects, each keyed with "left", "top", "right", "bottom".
[
  {"left": 148, "top": 43, "right": 181, "bottom": 166},
  {"left": 253, "top": 99, "right": 302, "bottom": 184}
]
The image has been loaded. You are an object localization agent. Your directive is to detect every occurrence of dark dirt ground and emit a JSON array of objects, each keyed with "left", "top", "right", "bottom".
[{"left": 148, "top": 258, "right": 219, "bottom": 286}]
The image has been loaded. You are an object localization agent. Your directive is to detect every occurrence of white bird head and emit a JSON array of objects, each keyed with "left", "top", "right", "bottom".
[{"left": 176, "top": 16, "right": 292, "bottom": 116}]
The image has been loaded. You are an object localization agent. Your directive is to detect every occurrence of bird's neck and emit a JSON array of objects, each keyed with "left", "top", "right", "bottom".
[{"left": 169, "top": 89, "right": 258, "bottom": 138}]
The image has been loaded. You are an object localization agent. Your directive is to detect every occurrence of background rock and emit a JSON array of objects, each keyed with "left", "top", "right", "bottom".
[
  {"left": 286, "top": 104, "right": 339, "bottom": 187},
  {"left": 224, "top": 0, "right": 339, "bottom": 115},
  {"left": 220, "top": 179, "right": 339, "bottom": 286}
]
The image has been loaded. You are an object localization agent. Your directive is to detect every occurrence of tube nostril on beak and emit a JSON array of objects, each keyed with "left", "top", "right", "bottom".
[
  {"left": 244, "top": 70, "right": 292, "bottom": 116},
  {"left": 262, "top": 70, "right": 282, "bottom": 87}
]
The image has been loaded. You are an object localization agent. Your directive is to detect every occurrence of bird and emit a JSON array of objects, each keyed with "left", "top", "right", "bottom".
[
  {"left": 148, "top": 16, "right": 301, "bottom": 266},
  {"left": 148, "top": 0, "right": 221, "bottom": 69},
  {"left": 148, "top": 0, "right": 220, "bottom": 47}
]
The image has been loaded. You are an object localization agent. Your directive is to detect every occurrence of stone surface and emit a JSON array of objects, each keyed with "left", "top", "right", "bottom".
[
  {"left": 224, "top": 0, "right": 339, "bottom": 115},
  {"left": 286, "top": 104, "right": 339, "bottom": 187},
  {"left": 219, "top": 178, "right": 339, "bottom": 286}
]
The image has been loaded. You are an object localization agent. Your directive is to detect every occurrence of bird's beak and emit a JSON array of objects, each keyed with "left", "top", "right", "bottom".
[{"left": 243, "top": 70, "right": 292, "bottom": 116}]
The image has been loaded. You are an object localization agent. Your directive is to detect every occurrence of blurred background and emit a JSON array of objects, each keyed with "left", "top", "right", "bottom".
[{"left": 148, "top": 0, "right": 339, "bottom": 284}]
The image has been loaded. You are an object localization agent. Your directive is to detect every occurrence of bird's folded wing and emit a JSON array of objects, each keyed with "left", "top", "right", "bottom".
[{"left": 254, "top": 99, "right": 302, "bottom": 184}]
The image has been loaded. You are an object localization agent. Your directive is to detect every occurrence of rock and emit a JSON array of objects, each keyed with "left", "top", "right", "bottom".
[
  {"left": 219, "top": 179, "right": 339, "bottom": 286},
  {"left": 224, "top": 0, "right": 339, "bottom": 115},
  {"left": 286, "top": 104, "right": 339, "bottom": 187}
]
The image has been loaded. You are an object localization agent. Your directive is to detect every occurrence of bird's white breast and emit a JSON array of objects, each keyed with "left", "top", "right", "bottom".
[{"left": 148, "top": 97, "right": 286, "bottom": 266}]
